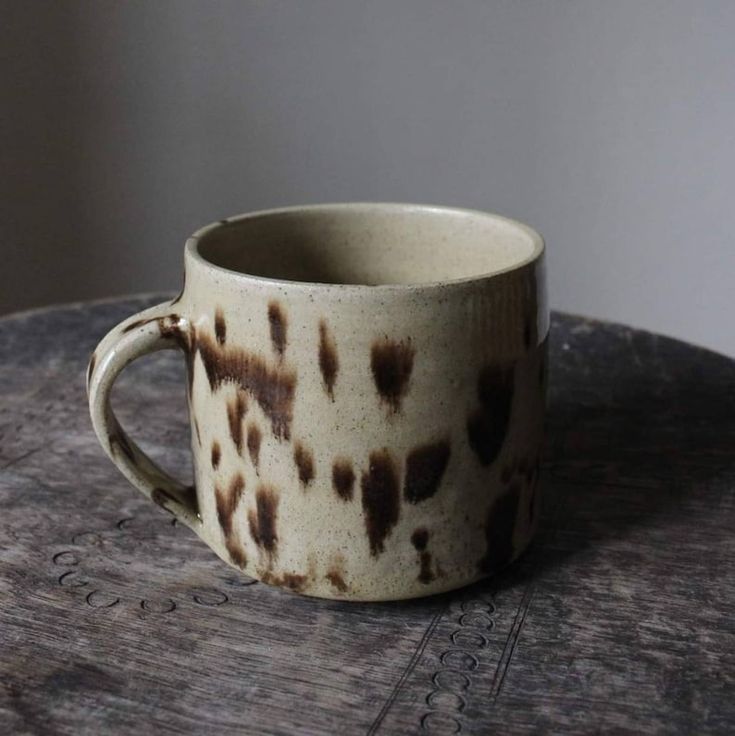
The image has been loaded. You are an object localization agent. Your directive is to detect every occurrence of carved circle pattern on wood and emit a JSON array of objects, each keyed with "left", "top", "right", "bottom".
[
  {"left": 421, "top": 593, "right": 498, "bottom": 734},
  {"left": 51, "top": 509, "right": 258, "bottom": 612}
]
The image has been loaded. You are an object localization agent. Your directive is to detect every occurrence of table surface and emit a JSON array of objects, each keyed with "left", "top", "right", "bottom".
[{"left": 0, "top": 295, "right": 733, "bottom": 735}]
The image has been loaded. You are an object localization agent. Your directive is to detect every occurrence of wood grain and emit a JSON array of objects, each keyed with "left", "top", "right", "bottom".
[{"left": 0, "top": 296, "right": 733, "bottom": 735}]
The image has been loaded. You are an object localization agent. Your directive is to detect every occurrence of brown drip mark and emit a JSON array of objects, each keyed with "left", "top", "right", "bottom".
[
  {"left": 268, "top": 301, "right": 288, "bottom": 358},
  {"left": 226, "top": 539, "right": 248, "bottom": 569},
  {"left": 293, "top": 441, "right": 315, "bottom": 488},
  {"left": 226, "top": 391, "right": 248, "bottom": 452},
  {"left": 196, "top": 332, "right": 296, "bottom": 441},
  {"left": 280, "top": 573, "right": 307, "bottom": 592},
  {"left": 261, "top": 570, "right": 307, "bottom": 592},
  {"left": 325, "top": 552, "right": 349, "bottom": 593},
  {"left": 479, "top": 482, "right": 521, "bottom": 575},
  {"left": 467, "top": 364, "right": 515, "bottom": 466},
  {"left": 248, "top": 486, "right": 279, "bottom": 555},
  {"left": 215, "top": 474, "right": 245, "bottom": 537},
  {"left": 318, "top": 320, "right": 339, "bottom": 399},
  {"left": 361, "top": 449, "right": 400, "bottom": 556},
  {"left": 155, "top": 314, "right": 297, "bottom": 440},
  {"left": 247, "top": 423, "right": 262, "bottom": 472},
  {"left": 418, "top": 551, "right": 435, "bottom": 584},
  {"left": 194, "top": 418, "right": 202, "bottom": 447},
  {"left": 211, "top": 441, "right": 221, "bottom": 469},
  {"left": 411, "top": 528, "right": 429, "bottom": 551},
  {"left": 404, "top": 439, "right": 451, "bottom": 504},
  {"left": 370, "top": 337, "right": 415, "bottom": 414},
  {"left": 216, "top": 474, "right": 247, "bottom": 569},
  {"left": 410, "top": 528, "right": 435, "bottom": 584},
  {"left": 325, "top": 570, "right": 348, "bottom": 593},
  {"left": 332, "top": 457, "right": 355, "bottom": 501},
  {"left": 214, "top": 307, "right": 227, "bottom": 345}
]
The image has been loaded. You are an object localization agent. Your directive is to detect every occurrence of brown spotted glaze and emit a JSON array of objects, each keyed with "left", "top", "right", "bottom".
[
  {"left": 418, "top": 551, "right": 435, "bottom": 584},
  {"left": 361, "top": 449, "right": 401, "bottom": 556},
  {"left": 370, "top": 337, "right": 415, "bottom": 414},
  {"left": 88, "top": 203, "right": 547, "bottom": 600},
  {"left": 410, "top": 528, "right": 435, "bottom": 583},
  {"left": 226, "top": 391, "right": 248, "bottom": 453},
  {"left": 152, "top": 311, "right": 296, "bottom": 438},
  {"left": 215, "top": 474, "right": 245, "bottom": 537},
  {"left": 403, "top": 439, "right": 450, "bottom": 504},
  {"left": 248, "top": 486, "right": 279, "bottom": 555},
  {"left": 215, "top": 474, "right": 248, "bottom": 568},
  {"left": 467, "top": 363, "right": 516, "bottom": 466},
  {"left": 214, "top": 307, "right": 227, "bottom": 345},
  {"left": 268, "top": 301, "right": 288, "bottom": 358},
  {"left": 196, "top": 331, "right": 296, "bottom": 441},
  {"left": 318, "top": 320, "right": 339, "bottom": 399},
  {"left": 411, "top": 528, "right": 429, "bottom": 551},
  {"left": 478, "top": 482, "right": 521, "bottom": 575},
  {"left": 261, "top": 571, "right": 307, "bottom": 592},
  {"left": 332, "top": 457, "right": 355, "bottom": 501},
  {"left": 246, "top": 422, "right": 262, "bottom": 472},
  {"left": 225, "top": 537, "right": 248, "bottom": 569},
  {"left": 293, "top": 441, "right": 315, "bottom": 488},
  {"left": 325, "top": 569, "right": 348, "bottom": 593},
  {"left": 325, "top": 552, "right": 349, "bottom": 593}
]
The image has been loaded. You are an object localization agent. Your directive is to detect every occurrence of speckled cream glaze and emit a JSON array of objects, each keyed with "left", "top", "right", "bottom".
[{"left": 88, "top": 203, "right": 548, "bottom": 601}]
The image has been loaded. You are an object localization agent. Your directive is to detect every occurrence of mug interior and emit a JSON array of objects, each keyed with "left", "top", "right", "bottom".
[{"left": 193, "top": 204, "right": 542, "bottom": 286}]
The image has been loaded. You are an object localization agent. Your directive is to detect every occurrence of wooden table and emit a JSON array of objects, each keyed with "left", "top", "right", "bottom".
[{"left": 1, "top": 296, "right": 733, "bottom": 735}]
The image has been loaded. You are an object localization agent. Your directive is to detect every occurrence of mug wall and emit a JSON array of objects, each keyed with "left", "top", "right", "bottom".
[{"left": 172, "top": 246, "right": 548, "bottom": 599}]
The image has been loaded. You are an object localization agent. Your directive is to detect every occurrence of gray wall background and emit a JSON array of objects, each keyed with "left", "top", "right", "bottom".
[{"left": 3, "top": 0, "right": 734, "bottom": 355}]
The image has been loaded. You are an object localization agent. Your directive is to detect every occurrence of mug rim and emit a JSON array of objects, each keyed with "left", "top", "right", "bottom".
[{"left": 185, "top": 201, "right": 545, "bottom": 292}]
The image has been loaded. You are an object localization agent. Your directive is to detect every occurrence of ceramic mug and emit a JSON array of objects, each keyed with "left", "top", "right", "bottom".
[{"left": 87, "top": 203, "right": 548, "bottom": 601}]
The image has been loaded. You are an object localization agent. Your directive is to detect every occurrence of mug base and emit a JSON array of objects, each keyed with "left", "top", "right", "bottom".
[{"left": 215, "top": 527, "right": 537, "bottom": 603}]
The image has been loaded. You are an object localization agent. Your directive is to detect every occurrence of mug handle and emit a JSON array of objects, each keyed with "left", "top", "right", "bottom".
[{"left": 87, "top": 301, "right": 201, "bottom": 529}]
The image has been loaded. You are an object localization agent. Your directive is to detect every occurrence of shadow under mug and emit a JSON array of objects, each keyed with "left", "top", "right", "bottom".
[{"left": 87, "top": 203, "right": 548, "bottom": 601}]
